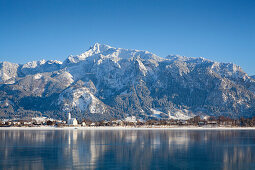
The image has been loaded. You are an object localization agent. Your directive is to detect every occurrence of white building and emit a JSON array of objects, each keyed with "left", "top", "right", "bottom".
[{"left": 67, "top": 113, "right": 78, "bottom": 126}]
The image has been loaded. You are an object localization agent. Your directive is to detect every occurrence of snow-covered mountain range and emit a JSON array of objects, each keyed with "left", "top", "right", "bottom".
[{"left": 1, "top": 43, "right": 255, "bottom": 120}]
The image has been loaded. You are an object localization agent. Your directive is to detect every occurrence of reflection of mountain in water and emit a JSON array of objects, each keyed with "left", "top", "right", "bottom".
[{"left": 0, "top": 130, "right": 255, "bottom": 169}]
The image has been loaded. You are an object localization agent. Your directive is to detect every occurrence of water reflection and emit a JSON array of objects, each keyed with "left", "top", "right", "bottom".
[{"left": 0, "top": 130, "right": 255, "bottom": 170}]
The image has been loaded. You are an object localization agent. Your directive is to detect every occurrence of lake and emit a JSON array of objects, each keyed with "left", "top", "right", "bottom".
[{"left": 0, "top": 129, "right": 255, "bottom": 170}]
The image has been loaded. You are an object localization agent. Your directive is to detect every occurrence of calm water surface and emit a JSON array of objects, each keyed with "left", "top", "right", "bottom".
[{"left": 0, "top": 129, "right": 255, "bottom": 170}]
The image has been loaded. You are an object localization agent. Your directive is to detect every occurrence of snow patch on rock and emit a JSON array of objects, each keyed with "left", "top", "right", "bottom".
[
  {"left": 0, "top": 62, "right": 19, "bottom": 83},
  {"left": 58, "top": 85, "right": 106, "bottom": 114},
  {"left": 34, "top": 74, "right": 42, "bottom": 80}
]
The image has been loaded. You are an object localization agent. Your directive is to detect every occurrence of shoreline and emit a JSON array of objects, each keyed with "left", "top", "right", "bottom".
[{"left": 1, "top": 126, "right": 255, "bottom": 130}]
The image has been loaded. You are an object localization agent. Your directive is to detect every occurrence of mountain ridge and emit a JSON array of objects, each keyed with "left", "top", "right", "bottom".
[{"left": 0, "top": 43, "right": 255, "bottom": 120}]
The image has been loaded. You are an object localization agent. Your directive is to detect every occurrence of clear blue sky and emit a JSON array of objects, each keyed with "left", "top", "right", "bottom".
[{"left": 0, "top": 0, "right": 254, "bottom": 75}]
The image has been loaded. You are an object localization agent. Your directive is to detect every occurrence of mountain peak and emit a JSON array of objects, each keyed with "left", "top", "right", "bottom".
[
  {"left": 63, "top": 43, "right": 161, "bottom": 65},
  {"left": 90, "top": 43, "right": 113, "bottom": 53},
  {"left": 64, "top": 43, "right": 113, "bottom": 64}
]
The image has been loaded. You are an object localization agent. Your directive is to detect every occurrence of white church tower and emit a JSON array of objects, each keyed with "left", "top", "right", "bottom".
[{"left": 67, "top": 112, "right": 78, "bottom": 126}]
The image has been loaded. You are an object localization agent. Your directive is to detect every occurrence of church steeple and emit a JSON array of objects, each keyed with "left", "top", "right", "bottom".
[{"left": 67, "top": 112, "right": 78, "bottom": 126}]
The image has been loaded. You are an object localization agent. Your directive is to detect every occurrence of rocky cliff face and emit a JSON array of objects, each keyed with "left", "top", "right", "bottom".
[{"left": 0, "top": 43, "right": 255, "bottom": 120}]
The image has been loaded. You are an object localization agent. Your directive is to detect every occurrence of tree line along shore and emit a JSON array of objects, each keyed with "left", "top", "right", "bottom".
[{"left": 1, "top": 116, "right": 255, "bottom": 128}]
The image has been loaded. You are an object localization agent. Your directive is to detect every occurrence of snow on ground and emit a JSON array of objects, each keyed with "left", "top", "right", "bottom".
[
  {"left": 22, "top": 61, "right": 39, "bottom": 69},
  {"left": 34, "top": 74, "right": 42, "bottom": 80},
  {"left": 150, "top": 108, "right": 162, "bottom": 115},
  {"left": 168, "top": 111, "right": 191, "bottom": 120},
  {"left": 1, "top": 126, "right": 255, "bottom": 130},
  {"left": 150, "top": 108, "right": 191, "bottom": 120},
  {"left": 56, "top": 71, "right": 74, "bottom": 85},
  {"left": 150, "top": 108, "right": 163, "bottom": 118},
  {"left": 58, "top": 86, "right": 106, "bottom": 113}
]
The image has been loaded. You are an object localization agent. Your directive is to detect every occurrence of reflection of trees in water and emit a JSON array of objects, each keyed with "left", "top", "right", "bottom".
[
  {"left": 0, "top": 130, "right": 255, "bottom": 169},
  {"left": 223, "top": 147, "right": 252, "bottom": 170}
]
